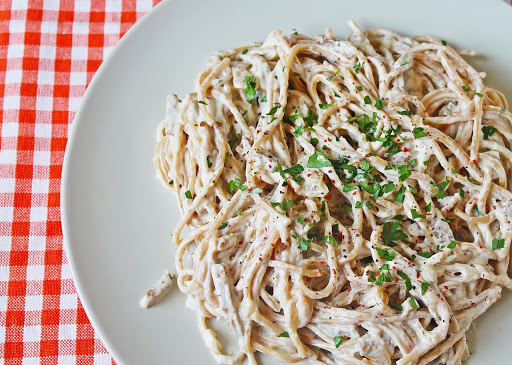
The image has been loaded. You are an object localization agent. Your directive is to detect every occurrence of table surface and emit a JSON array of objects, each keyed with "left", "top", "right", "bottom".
[{"left": 0, "top": 0, "right": 511, "bottom": 364}]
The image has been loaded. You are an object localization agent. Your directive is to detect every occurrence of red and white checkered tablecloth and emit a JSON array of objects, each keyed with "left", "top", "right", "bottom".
[
  {"left": 1, "top": 0, "right": 512, "bottom": 364},
  {"left": 0, "top": 1, "right": 161, "bottom": 363}
]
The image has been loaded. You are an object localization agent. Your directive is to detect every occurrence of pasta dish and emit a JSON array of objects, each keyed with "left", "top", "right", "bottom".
[{"left": 146, "top": 21, "right": 512, "bottom": 365}]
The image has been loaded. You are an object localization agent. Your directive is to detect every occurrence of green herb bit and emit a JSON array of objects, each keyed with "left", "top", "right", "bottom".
[
  {"left": 307, "top": 151, "right": 332, "bottom": 168},
  {"left": 345, "top": 115, "right": 361, "bottom": 123},
  {"left": 310, "top": 137, "right": 319, "bottom": 147},
  {"left": 261, "top": 96, "right": 267, "bottom": 103},
  {"left": 326, "top": 70, "right": 340, "bottom": 82},
  {"left": 281, "top": 199, "right": 294, "bottom": 211},
  {"left": 447, "top": 240, "right": 457, "bottom": 249},
  {"left": 294, "top": 125, "right": 305, "bottom": 137},
  {"left": 218, "top": 222, "right": 228, "bottom": 230},
  {"left": 476, "top": 92, "right": 483, "bottom": 98},
  {"left": 185, "top": 190, "right": 192, "bottom": 199},
  {"left": 283, "top": 164, "right": 304, "bottom": 176},
  {"left": 398, "top": 272, "right": 412, "bottom": 291},
  {"left": 482, "top": 125, "right": 497, "bottom": 140},
  {"left": 242, "top": 49, "right": 248, "bottom": 54},
  {"left": 397, "top": 110, "right": 413, "bottom": 116},
  {"left": 393, "top": 214, "right": 404, "bottom": 220},
  {"left": 492, "top": 238, "right": 505, "bottom": 250},
  {"left": 401, "top": 60, "right": 411, "bottom": 66},
  {"left": 343, "top": 185, "right": 356, "bottom": 192},
  {"left": 244, "top": 75, "right": 257, "bottom": 102},
  {"left": 198, "top": 100, "right": 207, "bottom": 105},
  {"left": 299, "top": 236, "right": 313, "bottom": 251},
  {"left": 389, "top": 304, "right": 403, "bottom": 311},
  {"left": 323, "top": 235, "right": 337, "bottom": 246},
  {"left": 319, "top": 103, "right": 333, "bottom": 109},
  {"left": 382, "top": 221, "right": 408, "bottom": 247},
  {"left": 409, "top": 296, "right": 419, "bottom": 308},
  {"left": 417, "top": 252, "right": 433, "bottom": 258},
  {"left": 398, "top": 165, "right": 411, "bottom": 181},
  {"left": 459, "top": 188, "right": 465, "bottom": 198},
  {"left": 364, "top": 95, "right": 371, "bottom": 104},
  {"left": 451, "top": 168, "right": 459, "bottom": 174},
  {"left": 473, "top": 205, "right": 483, "bottom": 216},
  {"left": 426, "top": 202, "right": 432, "bottom": 213},
  {"left": 410, "top": 159, "right": 418, "bottom": 168},
  {"left": 298, "top": 216, "right": 305, "bottom": 224},
  {"left": 333, "top": 336, "right": 343, "bottom": 348},
  {"left": 383, "top": 183, "right": 395, "bottom": 193},
  {"left": 411, "top": 209, "right": 426, "bottom": 220},
  {"left": 292, "top": 176, "right": 304, "bottom": 183},
  {"left": 278, "top": 331, "right": 289, "bottom": 337},
  {"left": 207, "top": 156, "right": 213, "bottom": 168},
  {"left": 169, "top": 180, "right": 174, "bottom": 185},
  {"left": 421, "top": 282, "right": 430, "bottom": 295},
  {"left": 376, "top": 247, "right": 396, "bottom": 261},
  {"left": 441, "top": 40, "right": 447, "bottom": 46},
  {"left": 289, "top": 112, "right": 302, "bottom": 121},
  {"left": 462, "top": 85, "right": 472, "bottom": 92},
  {"left": 353, "top": 62, "right": 362, "bottom": 74},
  {"left": 412, "top": 127, "right": 427, "bottom": 138},
  {"left": 467, "top": 177, "right": 481, "bottom": 185},
  {"left": 394, "top": 186, "right": 405, "bottom": 203},
  {"left": 409, "top": 186, "right": 418, "bottom": 195},
  {"left": 355, "top": 201, "right": 363, "bottom": 209},
  {"left": 375, "top": 97, "right": 383, "bottom": 110},
  {"left": 267, "top": 105, "right": 279, "bottom": 115}
]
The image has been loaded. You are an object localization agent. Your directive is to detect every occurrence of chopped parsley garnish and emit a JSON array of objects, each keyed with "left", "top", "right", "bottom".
[
  {"left": 451, "top": 168, "right": 459, "bottom": 174},
  {"left": 345, "top": 115, "right": 361, "bottom": 123},
  {"left": 326, "top": 70, "right": 340, "bottom": 81},
  {"left": 310, "top": 137, "right": 319, "bottom": 147},
  {"left": 169, "top": 180, "right": 174, "bottom": 185},
  {"left": 355, "top": 201, "right": 363, "bottom": 209},
  {"left": 218, "top": 222, "right": 228, "bottom": 230},
  {"left": 382, "top": 222, "right": 408, "bottom": 247},
  {"left": 389, "top": 304, "right": 403, "bottom": 311},
  {"left": 267, "top": 105, "right": 279, "bottom": 115},
  {"left": 375, "top": 97, "right": 383, "bottom": 110},
  {"left": 364, "top": 95, "right": 371, "bottom": 104},
  {"left": 417, "top": 252, "right": 433, "bottom": 258},
  {"left": 278, "top": 331, "right": 289, "bottom": 337},
  {"left": 289, "top": 112, "right": 302, "bottom": 121},
  {"left": 294, "top": 125, "right": 304, "bottom": 137},
  {"left": 462, "top": 85, "right": 472, "bottom": 92},
  {"left": 198, "top": 100, "right": 207, "bottom": 105},
  {"left": 394, "top": 186, "right": 406, "bottom": 203},
  {"left": 409, "top": 186, "right": 418, "bottom": 195},
  {"left": 323, "top": 235, "right": 337, "bottom": 246},
  {"left": 401, "top": 60, "right": 411, "bottom": 66},
  {"left": 360, "top": 159, "right": 370, "bottom": 171},
  {"left": 241, "top": 110, "right": 249, "bottom": 125},
  {"left": 297, "top": 216, "right": 305, "bottom": 224},
  {"left": 473, "top": 205, "right": 483, "bottom": 216},
  {"left": 333, "top": 336, "right": 343, "bottom": 348},
  {"left": 441, "top": 40, "right": 447, "bottom": 46},
  {"left": 353, "top": 62, "right": 362, "bottom": 74},
  {"left": 459, "top": 188, "right": 465, "bottom": 198},
  {"left": 343, "top": 185, "right": 356, "bottom": 192},
  {"left": 426, "top": 202, "right": 432, "bottom": 212},
  {"left": 492, "top": 238, "right": 505, "bottom": 250},
  {"left": 292, "top": 176, "right": 304, "bottom": 183},
  {"left": 307, "top": 151, "right": 332, "bottom": 168},
  {"left": 393, "top": 214, "right": 404, "bottom": 220},
  {"left": 237, "top": 209, "right": 242, "bottom": 216},
  {"left": 185, "top": 190, "right": 192, "bottom": 199},
  {"left": 421, "top": 282, "right": 429, "bottom": 295},
  {"left": 242, "top": 49, "right": 248, "bottom": 54},
  {"left": 283, "top": 164, "right": 304, "bottom": 175},
  {"left": 397, "top": 110, "right": 413, "bottom": 116},
  {"left": 409, "top": 296, "right": 418, "bottom": 308},
  {"left": 398, "top": 165, "right": 411, "bottom": 181},
  {"left": 319, "top": 102, "right": 333, "bottom": 109},
  {"left": 281, "top": 200, "right": 294, "bottom": 211},
  {"left": 244, "top": 75, "right": 257, "bottom": 102},
  {"left": 207, "top": 156, "right": 212, "bottom": 168},
  {"left": 383, "top": 183, "right": 395, "bottom": 193},
  {"left": 411, "top": 209, "right": 426, "bottom": 220},
  {"left": 270, "top": 202, "right": 280, "bottom": 208},
  {"left": 435, "top": 178, "right": 450, "bottom": 199},
  {"left": 482, "top": 125, "right": 497, "bottom": 140},
  {"left": 447, "top": 240, "right": 457, "bottom": 249},
  {"left": 225, "top": 152, "right": 229, "bottom": 164},
  {"left": 356, "top": 86, "right": 363, "bottom": 91},
  {"left": 409, "top": 159, "right": 417, "bottom": 168},
  {"left": 376, "top": 247, "right": 396, "bottom": 261},
  {"left": 375, "top": 264, "right": 393, "bottom": 286},
  {"left": 467, "top": 177, "right": 481, "bottom": 185},
  {"left": 299, "top": 236, "right": 313, "bottom": 251},
  {"left": 261, "top": 96, "right": 267, "bottom": 102},
  {"left": 228, "top": 178, "right": 246, "bottom": 194},
  {"left": 476, "top": 92, "right": 483, "bottom": 98},
  {"left": 398, "top": 272, "right": 412, "bottom": 291},
  {"left": 412, "top": 127, "right": 427, "bottom": 138}
]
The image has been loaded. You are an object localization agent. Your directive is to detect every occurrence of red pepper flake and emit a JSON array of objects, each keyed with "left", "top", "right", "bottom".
[
  {"left": 332, "top": 269, "right": 337, "bottom": 275},
  {"left": 324, "top": 195, "right": 331, "bottom": 201},
  {"left": 257, "top": 130, "right": 260, "bottom": 134},
  {"left": 403, "top": 148, "right": 410, "bottom": 152},
  {"left": 472, "top": 159, "right": 477, "bottom": 163},
  {"left": 444, "top": 286, "right": 448, "bottom": 290},
  {"left": 307, "top": 174, "right": 312, "bottom": 177}
]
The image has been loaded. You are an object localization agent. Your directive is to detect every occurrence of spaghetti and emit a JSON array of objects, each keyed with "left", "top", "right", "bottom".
[{"left": 150, "top": 21, "right": 512, "bottom": 364}]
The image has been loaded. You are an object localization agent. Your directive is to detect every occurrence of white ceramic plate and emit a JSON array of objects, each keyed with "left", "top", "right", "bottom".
[{"left": 62, "top": 0, "right": 512, "bottom": 363}]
